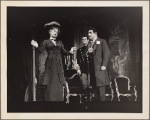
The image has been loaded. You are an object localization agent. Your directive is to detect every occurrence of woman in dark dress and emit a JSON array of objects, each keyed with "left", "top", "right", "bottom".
[{"left": 31, "top": 21, "right": 75, "bottom": 101}]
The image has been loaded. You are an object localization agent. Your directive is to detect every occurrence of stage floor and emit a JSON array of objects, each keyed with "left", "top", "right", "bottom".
[{"left": 7, "top": 101, "right": 142, "bottom": 113}]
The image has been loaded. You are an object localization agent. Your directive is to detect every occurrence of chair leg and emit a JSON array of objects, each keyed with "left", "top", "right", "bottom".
[
  {"left": 66, "top": 95, "right": 70, "bottom": 104},
  {"left": 128, "top": 96, "right": 130, "bottom": 101},
  {"left": 134, "top": 86, "right": 137, "bottom": 101},
  {"left": 79, "top": 94, "right": 82, "bottom": 103},
  {"left": 111, "top": 95, "right": 114, "bottom": 101},
  {"left": 117, "top": 94, "right": 120, "bottom": 101},
  {"left": 135, "top": 95, "right": 137, "bottom": 101},
  {"left": 65, "top": 82, "right": 70, "bottom": 103}
]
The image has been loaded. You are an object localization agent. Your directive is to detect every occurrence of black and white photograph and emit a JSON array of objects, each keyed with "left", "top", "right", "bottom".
[{"left": 1, "top": 1, "right": 149, "bottom": 119}]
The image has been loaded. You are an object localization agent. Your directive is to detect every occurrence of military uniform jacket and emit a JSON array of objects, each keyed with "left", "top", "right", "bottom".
[{"left": 77, "top": 45, "right": 90, "bottom": 73}]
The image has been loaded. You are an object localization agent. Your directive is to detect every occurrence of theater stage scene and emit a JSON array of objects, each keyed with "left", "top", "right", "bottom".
[{"left": 7, "top": 7, "right": 142, "bottom": 112}]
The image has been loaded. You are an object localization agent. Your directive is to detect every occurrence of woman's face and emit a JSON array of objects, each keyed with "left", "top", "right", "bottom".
[{"left": 49, "top": 27, "right": 59, "bottom": 38}]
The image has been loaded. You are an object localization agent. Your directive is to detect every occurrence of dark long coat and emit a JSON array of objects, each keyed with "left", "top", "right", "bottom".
[
  {"left": 38, "top": 39, "right": 70, "bottom": 101},
  {"left": 87, "top": 38, "right": 110, "bottom": 87}
]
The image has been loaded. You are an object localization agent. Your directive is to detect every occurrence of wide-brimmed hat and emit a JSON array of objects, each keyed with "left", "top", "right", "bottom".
[{"left": 44, "top": 21, "right": 61, "bottom": 29}]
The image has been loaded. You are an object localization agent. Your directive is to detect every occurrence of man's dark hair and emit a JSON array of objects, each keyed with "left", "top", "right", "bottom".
[
  {"left": 81, "top": 36, "right": 88, "bottom": 40},
  {"left": 81, "top": 35, "right": 87, "bottom": 38},
  {"left": 88, "top": 26, "right": 97, "bottom": 33}
]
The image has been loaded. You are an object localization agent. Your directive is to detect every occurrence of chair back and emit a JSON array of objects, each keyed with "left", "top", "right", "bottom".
[
  {"left": 66, "top": 75, "right": 82, "bottom": 87},
  {"left": 114, "top": 76, "right": 130, "bottom": 93},
  {"left": 65, "top": 75, "right": 83, "bottom": 94}
]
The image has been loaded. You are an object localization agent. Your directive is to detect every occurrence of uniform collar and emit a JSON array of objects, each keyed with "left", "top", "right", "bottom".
[{"left": 50, "top": 37, "right": 56, "bottom": 41}]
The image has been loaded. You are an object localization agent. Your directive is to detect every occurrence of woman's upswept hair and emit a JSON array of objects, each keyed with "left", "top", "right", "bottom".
[{"left": 49, "top": 26, "right": 60, "bottom": 34}]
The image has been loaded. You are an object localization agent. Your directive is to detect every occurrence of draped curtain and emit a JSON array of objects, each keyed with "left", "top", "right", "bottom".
[
  {"left": 128, "top": 12, "right": 142, "bottom": 102},
  {"left": 73, "top": 19, "right": 91, "bottom": 49}
]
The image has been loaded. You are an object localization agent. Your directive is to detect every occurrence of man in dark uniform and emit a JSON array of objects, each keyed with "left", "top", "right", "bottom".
[
  {"left": 76, "top": 36, "right": 91, "bottom": 101},
  {"left": 76, "top": 36, "right": 98, "bottom": 102},
  {"left": 77, "top": 36, "right": 90, "bottom": 88}
]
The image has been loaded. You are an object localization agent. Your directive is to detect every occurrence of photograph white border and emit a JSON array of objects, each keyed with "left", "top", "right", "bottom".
[{"left": 1, "top": 1, "right": 149, "bottom": 119}]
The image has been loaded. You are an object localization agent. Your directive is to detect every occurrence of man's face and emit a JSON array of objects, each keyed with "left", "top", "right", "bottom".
[
  {"left": 49, "top": 27, "right": 59, "bottom": 38},
  {"left": 82, "top": 37, "right": 89, "bottom": 45},
  {"left": 88, "top": 30, "right": 96, "bottom": 40}
]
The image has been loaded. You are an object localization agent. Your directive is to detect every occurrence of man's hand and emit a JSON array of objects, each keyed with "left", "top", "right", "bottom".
[
  {"left": 101, "top": 66, "right": 106, "bottom": 71},
  {"left": 75, "top": 64, "right": 80, "bottom": 71},
  {"left": 73, "top": 64, "right": 81, "bottom": 74},
  {"left": 31, "top": 40, "right": 38, "bottom": 48},
  {"left": 70, "top": 47, "right": 77, "bottom": 54},
  {"left": 77, "top": 70, "right": 81, "bottom": 75},
  {"left": 88, "top": 48, "right": 94, "bottom": 53}
]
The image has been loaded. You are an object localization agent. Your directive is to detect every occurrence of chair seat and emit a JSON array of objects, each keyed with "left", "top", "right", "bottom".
[
  {"left": 105, "top": 93, "right": 112, "bottom": 96},
  {"left": 69, "top": 87, "right": 83, "bottom": 94},
  {"left": 119, "top": 93, "right": 132, "bottom": 96},
  {"left": 119, "top": 90, "right": 134, "bottom": 94}
]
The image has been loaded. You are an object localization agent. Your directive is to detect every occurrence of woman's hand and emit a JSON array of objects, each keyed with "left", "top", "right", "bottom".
[
  {"left": 31, "top": 40, "right": 38, "bottom": 48},
  {"left": 77, "top": 70, "right": 81, "bottom": 75}
]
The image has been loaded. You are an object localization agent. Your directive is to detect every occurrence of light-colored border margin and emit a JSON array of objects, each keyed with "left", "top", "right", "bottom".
[{"left": 1, "top": 1, "right": 149, "bottom": 119}]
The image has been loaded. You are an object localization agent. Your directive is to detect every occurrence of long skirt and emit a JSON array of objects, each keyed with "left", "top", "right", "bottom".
[
  {"left": 44, "top": 57, "right": 65, "bottom": 101},
  {"left": 44, "top": 68, "right": 64, "bottom": 101},
  {"left": 45, "top": 82, "right": 64, "bottom": 101}
]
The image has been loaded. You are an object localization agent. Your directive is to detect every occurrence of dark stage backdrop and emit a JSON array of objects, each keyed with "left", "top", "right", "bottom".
[{"left": 7, "top": 7, "right": 142, "bottom": 106}]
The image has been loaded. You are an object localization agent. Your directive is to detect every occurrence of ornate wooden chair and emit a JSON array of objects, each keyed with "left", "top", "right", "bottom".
[
  {"left": 65, "top": 75, "right": 83, "bottom": 103},
  {"left": 114, "top": 75, "right": 137, "bottom": 101}
]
